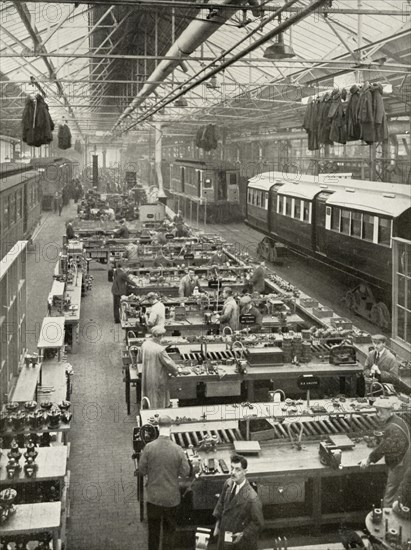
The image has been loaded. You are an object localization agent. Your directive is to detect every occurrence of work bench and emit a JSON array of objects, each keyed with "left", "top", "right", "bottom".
[{"left": 136, "top": 400, "right": 407, "bottom": 529}]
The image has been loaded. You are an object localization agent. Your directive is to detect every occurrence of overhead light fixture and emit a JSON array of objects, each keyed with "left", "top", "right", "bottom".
[
  {"left": 263, "top": 33, "right": 296, "bottom": 59},
  {"left": 174, "top": 97, "right": 188, "bottom": 107},
  {"left": 263, "top": 11, "right": 295, "bottom": 60}
]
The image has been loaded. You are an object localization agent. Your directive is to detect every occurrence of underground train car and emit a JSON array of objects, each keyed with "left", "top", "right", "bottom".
[
  {"left": 30, "top": 157, "right": 78, "bottom": 210},
  {"left": 0, "top": 162, "right": 42, "bottom": 258},
  {"left": 246, "top": 172, "right": 411, "bottom": 327},
  {"left": 165, "top": 158, "right": 242, "bottom": 223}
]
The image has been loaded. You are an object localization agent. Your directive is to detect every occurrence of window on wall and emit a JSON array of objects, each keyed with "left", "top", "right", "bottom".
[
  {"left": 303, "top": 201, "right": 310, "bottom": 222},
  {"left": 331, "top": 207, "right": 340, "bottom": 231},
  {"left": 351, "top": 211, "right": 362, "bottom": 238},
  {"left": 285, "top": 197, "right": 292, "bottom": 216},
  {"left": 378, "top": 217, "right": 391, "bottom": 246},
  {"left": 363, "top": 214, "right": 374, "bottom": 241},
  {"left": 341, "top": 209, "right": 350, "bottom": 235},
  {"left": 294, "top": 200, "right": 301, "bottom": 220}
]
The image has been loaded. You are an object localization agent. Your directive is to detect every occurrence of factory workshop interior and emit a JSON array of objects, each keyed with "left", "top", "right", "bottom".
[{"left": 0, "top": 0, "right": 411, "bottom": 549}]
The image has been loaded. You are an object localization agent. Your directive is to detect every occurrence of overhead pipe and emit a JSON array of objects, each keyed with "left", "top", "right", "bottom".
[
  {"left": 112, "top": 0, "right": 248, "bottom": 131},
  {"left": 120, "top": 0, "right": 332, "bottom": 134}
]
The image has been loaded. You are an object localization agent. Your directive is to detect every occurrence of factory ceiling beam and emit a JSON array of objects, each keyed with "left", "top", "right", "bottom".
[
  {"left": 11, "top": 1, "right": 85, "bottom": 138},
  {"left": 2, "top": 0, "right": 406, "bottom": 15},
  {"left": 119, "top": 0, "right": 397, "bottom": 133}
]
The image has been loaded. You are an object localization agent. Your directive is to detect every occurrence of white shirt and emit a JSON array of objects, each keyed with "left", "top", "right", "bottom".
[
  {"left": 232, "top": 479, "right": 246, "bottom": 495},
  {"left": 146, "top": 301, "right": 165, "bottom": 330}
]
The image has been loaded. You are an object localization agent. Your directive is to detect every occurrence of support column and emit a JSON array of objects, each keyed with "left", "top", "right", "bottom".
[
  {"left": 92, "top": 146, "right": 99, "bottom": 189},
  {"left": 155, "top": 121, "right": 167, "bottom": 205}
]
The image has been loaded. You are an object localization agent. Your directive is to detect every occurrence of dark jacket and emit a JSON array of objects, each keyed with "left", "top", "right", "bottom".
[
  {"left": 357, "top": 85, "right": 374, "bottom": 144},
  {"left": 139, "top": 435, "right": 190, "bottom": 507},
  {"left": 66, "top": 223, "right": 75, "bottom": 240},
  {"left": 22, "top": 95, "right": 55, "bottom": 147},
  {"left": 371, "top": 83, "right": 388, "bottom": 142},
  {"left": 111, "top": 267, "right": 129, "bottom": 296},
  {"left": 399, "top": 464, "right": 411, "bottom": 507},
  {"left": 364, "top": 348, "right": 398, "bottom": 378},
  {"left": 115, "top": 225, "right": 129, "bottom": 239},
  {"left": 346, "top": 85, "right": 361, "bottom": 141},
  {"left": 213, "top": 478, "right": 264, "bottom": 550},
  {"left": 369, "top": 414, "right": 410, "bottom": 468},
  {"left": 250, "top": 265, "right": 266, "bottom": 293},
  {"left": 328, "top": 90, "right": 347, "bottom": 144},
  {"left": 58, "top": 124, "right": 72, "bottom": 150},
  {"left": 240, "top": 305, "right": 263, "bottom": 333}
]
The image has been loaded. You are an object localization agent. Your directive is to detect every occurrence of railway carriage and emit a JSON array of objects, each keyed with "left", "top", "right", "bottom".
[
  {"left": 30, "top": 157, "right": 78, "bottom": 210},
  {"left": 165, "top": 158, "right": 242, "bottom": 223},
  {"left": 246, "top": 172, "right": 411, "bottom": 327},
  {"left": 0, "top": 163, "right": 42, "bottom": 258}
]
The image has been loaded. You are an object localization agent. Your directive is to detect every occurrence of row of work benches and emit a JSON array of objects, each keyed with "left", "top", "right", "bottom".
[
  {"left": 0, "top": 242, "right": 90, "bottom": 548},
  {"left": 98, "top": 218, "right": 411, "bottom": 546}
]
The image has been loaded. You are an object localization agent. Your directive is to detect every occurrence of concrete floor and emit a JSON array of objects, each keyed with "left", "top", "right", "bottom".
[
  {"left": 26, "top": 202, "right": 143, "bottom": 550},
  {"left": 24, "top": 208, "right": 351, "bottom": 549}
]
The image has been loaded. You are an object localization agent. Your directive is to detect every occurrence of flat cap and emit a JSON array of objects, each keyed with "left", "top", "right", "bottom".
[
  {"left": 240, "top": 295, "right": 252, "bottom": 306},
  {"left": 158, "top": 415, "right": 173, "bottom": 427},
  {"left": 371, "top": 334, "right": 387, "bottom": 342},
  {"left": 146, "top": 292, "right": 159, "bottom": 301},
  {"left": 374, "top": 398, "right": 394, "bottom": 409}
]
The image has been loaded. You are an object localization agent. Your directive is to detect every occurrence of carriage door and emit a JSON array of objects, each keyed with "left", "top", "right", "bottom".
[
  {"left": 313, "top": 191, "right": 333, "bottom": 254},
  {"left": 217, "top": 170, "right": 227, "bottom": 201},
  {"left": 226, "top": 171, "right": 239, "bottom": 203},
  {"left": 23, "top": 183, "right": 28, "bottom": 233}
]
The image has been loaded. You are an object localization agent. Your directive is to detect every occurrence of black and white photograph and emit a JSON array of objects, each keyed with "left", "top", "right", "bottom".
[{"left": 0, "top": 0, "right": 410, "bottom": 549}]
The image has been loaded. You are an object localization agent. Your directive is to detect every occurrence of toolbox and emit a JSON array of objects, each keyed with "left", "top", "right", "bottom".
[
  {"left": 313, "top": 306, "right": 333, "bottom": 318},
  {"left": 300, "top": 298, "right": 319, "bottom": 308},
  {"left": 246, "top": 347, "right": 284, "bottom": 366},
  {"left": 239, "top": 418, "right": 275, "bottom": 441}
]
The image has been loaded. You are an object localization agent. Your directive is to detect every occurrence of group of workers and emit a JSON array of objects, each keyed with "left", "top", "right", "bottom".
[{"left": 139, "top": 415, "right": 264, "bottom": 550}]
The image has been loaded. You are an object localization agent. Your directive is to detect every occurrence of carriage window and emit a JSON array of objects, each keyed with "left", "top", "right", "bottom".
[
  {"left": 248, "top": 189, "right": 252, "bottom": 204},
  {"left": 294, "top": 200, "right": 301, "bottom": 219},
  {"left": 331, "top": 207, "right": 340, "bottom": 231},
  {"left": 10, "top": 193, "right": 16, "bottom": 224},
  {"left": 285, "top": 197, "right": 292, "bottom": 216},
  {"left": 341, "top": 209, "right": 351, "bottom": 235},
  {"left": 3, "top": 196, "right": 9, "bottom": 229},
  {"left": 351, "top": 211, "right": 362, "bottom": 238},
  {"left": 17, "top": 190, "right": 22, "bottom": 219},
  {"left": 203, "top": 177, "right": 212, "bottom": 189},
  {"left": 264, "top": 193, "right": 269, "bottom": 210},
  {"left": 278, "top": 195, "right": 284, "bottom": 214},
  {"left": 303, "top": 201, "right": 310, "bottom": 222},
  {"left": 378, "top": 217, "right": 391, "bottom": 246},
  {"left": 363, "top": 214, "right": 374, "bottom": 242}
]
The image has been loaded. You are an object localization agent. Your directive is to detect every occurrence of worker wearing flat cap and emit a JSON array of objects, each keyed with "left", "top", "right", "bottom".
[
  {"left": 144, "top": 292, "right": 166, "bottom": 333},
  {"left": 360, "top": 398, "right": 410, "bottom": 506},
  {"left": 239, "top": 296, "right": 262, "bottom": 333},
  {"left": 218, "top": 287, "right": 240, "bottom": 332},
  {"left": 139, "top": 415, "right": 190, "bottom": 550},
  {"left": 139, "top": 327, "right": 180, "bottom": 409},
  {"left": 364, "top": 334, "right": 411, "bottom": 395}
]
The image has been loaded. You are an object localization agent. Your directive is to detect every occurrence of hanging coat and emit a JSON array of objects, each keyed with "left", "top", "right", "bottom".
[
  {"left": 357, "top": 85, "right": 375, "bottom": 144},
  {"left": 74, "top": 139, "right": 83, "bottom": 154},
  {"left": 58, "top": 124, "right": 72, "bottom": 150},
  {"left": 139, "top": 339, "right": 179, "bottom": 409},
  {"left": 22, "top": 94, "right": 54, "bottom": 147},
  {"left": 328, "top": 90, "right": 347, "bottom": 145},
  {"left": 371, "top": 83, "right": 388, "bottom": 142},
  {"left": 346, "top": 85, "right": 361, "bottom": 141},
  {"left": 318, "top": 93, "right": 333, "bottom": 145}
]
